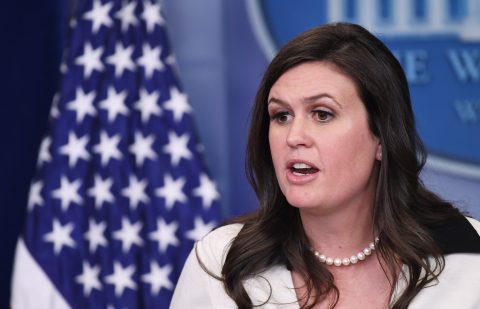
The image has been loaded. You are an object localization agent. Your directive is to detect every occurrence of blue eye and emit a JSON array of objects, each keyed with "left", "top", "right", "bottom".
[{"left": 313, "top": 110, "right": 334, "bottom": 122}]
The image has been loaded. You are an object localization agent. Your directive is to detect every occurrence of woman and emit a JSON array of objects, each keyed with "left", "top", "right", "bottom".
[{"left": 171, "top": 23, "right": 480, "bottom": 308}]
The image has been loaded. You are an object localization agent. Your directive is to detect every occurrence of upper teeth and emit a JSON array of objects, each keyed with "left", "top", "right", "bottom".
[{"left": 293, "top": 163, "right": 311, "bottom": 169}]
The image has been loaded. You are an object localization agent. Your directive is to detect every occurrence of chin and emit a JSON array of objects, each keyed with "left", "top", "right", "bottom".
[{"left": 284, "top": 192, "right": 321, "bottom": 209}]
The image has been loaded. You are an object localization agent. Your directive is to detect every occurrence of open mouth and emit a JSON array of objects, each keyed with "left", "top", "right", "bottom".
[{"left": 289, "top": 162, "right": 319, "bottom": 176}]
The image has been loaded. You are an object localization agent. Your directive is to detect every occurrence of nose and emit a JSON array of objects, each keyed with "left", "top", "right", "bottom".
[{"left": 286, "top": 117, "right": 313, "bottom": 148}]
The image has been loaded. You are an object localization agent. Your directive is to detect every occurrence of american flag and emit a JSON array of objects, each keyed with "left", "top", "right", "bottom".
[{"left": 11, "top": 0, "right": 221, "bottom": 308}]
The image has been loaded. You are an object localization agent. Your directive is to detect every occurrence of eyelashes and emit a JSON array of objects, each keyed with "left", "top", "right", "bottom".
[
  {"left": 269, "top": 109, "right": 335, "bottom": 124},
  {"left": 313, "top": 110, "right": 334, "bottom": 122},
  {"left": 270, "top": 111, "right": 292, "bottom": 123}
]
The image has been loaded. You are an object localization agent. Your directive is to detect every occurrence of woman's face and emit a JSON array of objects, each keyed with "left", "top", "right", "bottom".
[{"left": 268, "top": 61, "right": 381, "bottom": 215}]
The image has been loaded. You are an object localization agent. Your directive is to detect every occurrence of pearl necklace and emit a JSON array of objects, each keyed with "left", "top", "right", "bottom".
[{"left": 313, "top": 237, "right": 379, "bottom": 267}]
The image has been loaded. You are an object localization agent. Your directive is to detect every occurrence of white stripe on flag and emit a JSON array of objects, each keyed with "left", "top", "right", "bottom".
[{"left": 11, "top": 238, "right": 71, "bottom": 309}]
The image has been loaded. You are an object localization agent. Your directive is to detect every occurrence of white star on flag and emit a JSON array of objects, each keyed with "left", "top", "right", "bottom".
[
  {"left": 27, "top": 180, "right": 44, "bottom": 210},
  {"left": 105, "top": 261, "right": 136, "bottom": 297},
  {"left": 106, "top": 43, "right": 135, "bottom": 77},
  {"left": 129, "top": 132, "right": 157, "bottom": 166},
  {"left": 185, "top": 217, "right": 216, "bottom": 241},
  {"left": 59, "top": 132, "right": 90, "bottom": 167},
  {"left": 137, "top": 44, "right": 164, "bottom": 78},
  {"left": 121, "top": 175, "right": 150, "bottom": 209},
  {"left": 66, "top": 87, "right": 97, "bottom": 123},
  {"left": 99, "top": 87, "right": 129, "bottom": 122},
  {"left": 37, "top": 136, "right": 52, "bottom": 167},
  {"left": 51, "top": 176, "right": 83, "bottom": 211},
  {"left": 75, "top": 261, "right": 102, "bottom": 296},
  {"left": 115, "top": 1, "right": 138, "bottom": 31},
  {"left": 87, "top": 174, "right": 114, "bottom": 209},
  {"left": 92, "top": 131, "right": 123, "bottom": 166},
  {"left": 165, "top": 53, "right": 177, "bottom": 67},
  {"left": 163, "top": 131, "right": 192, "bottom": 166},
  {"left": 193, "top": 174, "right": 220, "bottom": 209},
  {"left": 60, "top": 60, "right": 68, "bottom": 74},
  {"left": 83, "top": 0, "right": 113, "bottom": 33},
  {"left": 163, "top": 87, "right": 192, "bottom": 122},
  {"left": 113, "top": 217, "right": 144, "bottom": 253},
  {"left": 43, "top": 219, "right": 76, "bottom": 255},
  {"left": 134, "top": 89, "right": 162, "bottom": 123},
  {"left": 155, "top": 174, "right": 187, "bottom": 209},
  {"left": 84, "top": 218, "right": 108, "bottom": 253},
  {"left": 149, "top": 218, "right": 179, "bottom": 253},
  {"left": 141, "top": 262, "right": 173, "bottom": 295},
  {"left": 50, "top": 93, "right": 60, "bottom": 119},
  {"left": 75, "top": 43, "right": 104, "bottom": 79},
  {"left": 141, "top": 1, "right": 164, "bottom": 32}
]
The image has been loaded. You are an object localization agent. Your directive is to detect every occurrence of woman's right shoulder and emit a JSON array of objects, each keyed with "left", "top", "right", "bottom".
[{"left": 194, "top": 223, "right": 244, "bottom": 272}]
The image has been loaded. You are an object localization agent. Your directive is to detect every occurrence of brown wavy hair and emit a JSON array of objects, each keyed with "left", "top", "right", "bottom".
[{"left": 219, "top": 23, "right": 462, "bottom": 308}]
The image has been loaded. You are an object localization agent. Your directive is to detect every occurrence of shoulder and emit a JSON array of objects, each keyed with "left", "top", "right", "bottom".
[
  {"left": 201, "top": 223, "right": 244, "bottom": 245},
  {"left": 466, "top": 217, "right": 480, "bottom": 235},
  {"left": 194, "top": 223, "right": 244, "bottom": 275},
  {"left": 198, "top": 223, "right": 244, "bottom": 254},
  {"left": 429, "top": 215, "right": 480, "bottom": 254},
  {"left": 409, "top": 216, "right": 480, "bottom": 308},
  {"left": 171, "top": 224, "right": 244, "bottom": 308}
]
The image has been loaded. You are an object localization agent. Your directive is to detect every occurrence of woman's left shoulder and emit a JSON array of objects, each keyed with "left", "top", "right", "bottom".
[
  {"left": 466, "top": 216, "right": 480, "bottom": 236},
  {"left": 428, "top": 215, "right": 480, "bottom": 254},
  {"left": 409, "top": 217, "right": 480, "bottom": 308}
]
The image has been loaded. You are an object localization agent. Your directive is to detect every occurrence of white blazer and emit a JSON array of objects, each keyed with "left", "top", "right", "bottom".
[{"left": 171, "top": 217, "right": 480, "bottom": 308}]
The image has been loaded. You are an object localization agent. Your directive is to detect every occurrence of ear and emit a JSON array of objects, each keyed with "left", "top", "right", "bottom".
[{"left": 375, "top": 143, "right": 382, "bottom": 161}]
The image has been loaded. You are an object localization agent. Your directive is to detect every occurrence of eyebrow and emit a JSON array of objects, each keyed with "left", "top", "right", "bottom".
[{"left": 268, "top": 93, "right": 342, "bottom": 108}]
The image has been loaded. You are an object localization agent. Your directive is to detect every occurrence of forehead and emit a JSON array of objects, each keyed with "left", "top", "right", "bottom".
[{"left": 268, "top": 61, "right": 360, "bottom": 105}]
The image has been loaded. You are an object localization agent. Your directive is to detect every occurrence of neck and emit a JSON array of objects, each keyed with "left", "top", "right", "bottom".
[{"left": 300, "top": 200, "right": 375, "bottom": 257}]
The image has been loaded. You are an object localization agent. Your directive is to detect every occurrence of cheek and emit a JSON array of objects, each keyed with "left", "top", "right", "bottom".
[
  {"left": 268, "top": 130, "right": 291, "bottom": 194},
  {"left": 268, "top": 130, "right": 282, "bottom": 165},
  {"left": 325, "top": 129, "right": 377, "bottom": 178}
]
